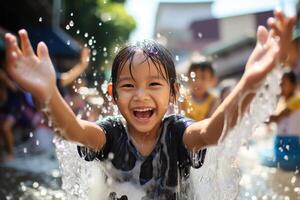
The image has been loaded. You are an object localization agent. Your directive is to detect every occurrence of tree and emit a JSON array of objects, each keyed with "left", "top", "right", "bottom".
[{"left": 61, "top": 0, "right": 136, "bottom": 79}]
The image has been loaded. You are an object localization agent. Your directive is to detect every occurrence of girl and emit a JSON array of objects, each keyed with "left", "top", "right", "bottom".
[{"left": 4, "top": 11, "right": 294, "bottom": 199}]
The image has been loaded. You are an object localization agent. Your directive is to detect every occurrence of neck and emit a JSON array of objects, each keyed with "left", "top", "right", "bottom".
[{"left": 192, "top": 92, "right": 208, "bottom": 101}]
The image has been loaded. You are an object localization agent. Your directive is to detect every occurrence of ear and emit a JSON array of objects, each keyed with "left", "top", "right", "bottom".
[
  {"left": 107, "top": 82, "right": 116, "bottom": 104},
  {"left": 170, "top": 83, "right": 180, "bottom": 103}
]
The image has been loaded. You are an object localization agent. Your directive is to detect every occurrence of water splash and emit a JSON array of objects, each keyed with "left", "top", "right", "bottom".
[
  {"left": 189, "top": 65, "right": 283, "bottom": 200},
  {"left": 52, "top": 64, "right": 283, "bottom": 199}
]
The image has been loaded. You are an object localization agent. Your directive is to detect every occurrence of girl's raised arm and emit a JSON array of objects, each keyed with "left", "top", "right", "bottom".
[{"left": 5, "top": 30, "right": 106, "bottom": 150}]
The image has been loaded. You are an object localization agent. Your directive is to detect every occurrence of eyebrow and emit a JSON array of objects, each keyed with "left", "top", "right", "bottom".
[{"left": 118, "top": 75, "right": 164, "bottom": 82}]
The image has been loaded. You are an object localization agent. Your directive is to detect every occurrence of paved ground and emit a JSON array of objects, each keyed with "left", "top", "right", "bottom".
[{"left": 1, "top": 130, "right": 300, "bottom": 200}]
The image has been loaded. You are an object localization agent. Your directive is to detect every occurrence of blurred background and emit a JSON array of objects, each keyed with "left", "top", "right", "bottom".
[{"left": 0, "top": 0, "right": 300, "bottom": 199}]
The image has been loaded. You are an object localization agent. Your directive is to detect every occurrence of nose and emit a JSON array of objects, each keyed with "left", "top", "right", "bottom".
[{"left": 133, "top": 88, "right": 149, "bottom": 101}]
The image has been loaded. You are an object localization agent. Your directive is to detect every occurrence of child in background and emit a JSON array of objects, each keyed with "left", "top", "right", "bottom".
[
  {"left": 180, "top": 59, "right": 219, "bottom": 121},
  {"left": 262, "top": 69, "right": 300, "bottom": 170},
  {"left": 4, "top": 11, "right": 294, "bottom": 199},
  {"left": 0, "top": 68, "right": 17, "bottom": 161}
]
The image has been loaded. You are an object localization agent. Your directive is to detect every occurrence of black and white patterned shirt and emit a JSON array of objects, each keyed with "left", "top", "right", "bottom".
[{"left": 78, "top": 114, "right": 206, "bottom": 200}]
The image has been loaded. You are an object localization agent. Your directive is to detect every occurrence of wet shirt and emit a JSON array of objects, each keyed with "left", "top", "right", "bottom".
[
  {"left": 77, "top": 114, "right": 206, "bottom": 200},
  {"left": 276, "top": 94, "right": 300, "bottom": 135}
]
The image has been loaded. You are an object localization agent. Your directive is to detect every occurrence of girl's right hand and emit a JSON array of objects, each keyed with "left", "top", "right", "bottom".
[{"left": 5, "top": 29, "right": 56, "bottom": 104}]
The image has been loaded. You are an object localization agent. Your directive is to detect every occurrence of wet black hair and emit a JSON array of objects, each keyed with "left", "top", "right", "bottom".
[
  {"left": 111, "top": 40, "right": 177, "bottom": 100},
  {"left": 188, "top": 60, "right": 215, "bottom": 77},
  {"left": 282, "top": 69, "right": 297, "bottom": 85}
]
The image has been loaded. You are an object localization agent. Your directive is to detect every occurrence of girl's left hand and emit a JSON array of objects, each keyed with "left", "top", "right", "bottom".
[{"left": 241, "top": 11, "right": 295, "bottom": 90}]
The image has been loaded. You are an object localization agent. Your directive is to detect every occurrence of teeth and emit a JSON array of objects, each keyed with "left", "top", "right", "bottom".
[{"left": 133, "top": 108, "right": 153, "bottom": 112}]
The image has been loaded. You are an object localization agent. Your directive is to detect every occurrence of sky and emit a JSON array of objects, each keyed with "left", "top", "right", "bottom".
[{"left": 125, "top": 0, "right": 298, "bottom": 41}]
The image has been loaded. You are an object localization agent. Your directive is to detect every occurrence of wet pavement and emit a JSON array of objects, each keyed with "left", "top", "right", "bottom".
[{"left": 1, "top": 130, "right": 300, "bottom": 200}]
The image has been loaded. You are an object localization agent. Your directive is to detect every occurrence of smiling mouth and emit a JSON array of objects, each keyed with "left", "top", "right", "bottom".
[{"left": 133, "top": 108, "right": 154, "bottom": 120}]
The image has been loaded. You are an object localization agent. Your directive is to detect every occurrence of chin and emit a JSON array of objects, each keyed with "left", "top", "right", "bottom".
[{"left": 130, "top": 123, "right": 157, "bottom": 134}]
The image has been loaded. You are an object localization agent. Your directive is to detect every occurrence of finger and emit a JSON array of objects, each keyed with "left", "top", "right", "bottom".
[
  {"left": 267, "top": 17, "right": 281, "bottom": 36},
  {"left": 19, "top": 29, "right": 35, "bottom": 57},
  {"left": 37, "top": 41, "right": 50, "bottom": 59},
  {"left": 274, "top": 10, "right": 285, "bottom": 24},
  {"left": 256, "top": 26, "right": 269, "bottom": 46},
  {"left": 286, "top": 16, "right": 296, "bottom": 33},
  {"left": 5, "top": 33, "right": 21, "bottom": 63}
]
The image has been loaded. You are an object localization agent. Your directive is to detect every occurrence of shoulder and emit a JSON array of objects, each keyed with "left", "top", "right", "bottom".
[
  {"left": 96, "top": 115, "right": 126, "bottom": 137},
  {"left": 287, "top": 93, "right": 300, "bottom": 111},
  {"left": 163, "top": 114, "right": 194, "bottom": 131}
]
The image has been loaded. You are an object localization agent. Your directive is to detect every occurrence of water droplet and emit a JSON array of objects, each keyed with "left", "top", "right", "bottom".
[
  {"left": 198, "top": 32, "right": 203, "bottom": 38},
  {"left": 40, "top": 188, "right": 47, "bottom": 196},
  {"left": 32, "top": 182, "right": 39, "bottom": 188},
  {"left": 84, "top": 33, "right": 89, "bottom": 38},
  {"left": 39, "top": 17, "right": 43, "bottom": 22},
  {"left": 190, "top": 71, "right": 196, "bottom": 79},
  {"left": 88, "top": 39, "right": 93, "bottom": 46},
  {"left": 108, "top": 152, "right": 114, "bottom": 160},
  {"left": 29, "top": 132, "right": 33, "bottom": 138},
  {"left": 67, "top": 40, "right": 70, "bottom": 45},
  {"left": 70, "top": 12, "right": 74, "bottom": 17},
  {"left": 21, "top": 184, "right": 27, "bottom": 192},
  {"left": 65, "top": 25, "right": 70, "bottom": 30},
  {"left": 175, "top": 55, "right": 179, "bottom": 61},
  {"left": 76, "top": 29, "right": 80, "bottom": 34},
  {"left": 294, "top": 187, "right": 300, "bottom": 192},
  {"left": 286, "top": 145, "right": 290, "bottom": 151},
  {"left": 99, "top": 22, "right": 102, "bottom": 26},
  {"left": 23, "top": 148, "right": 27, "bottom": 153},
  {"left": 36, "top": 140, "right": 40, "bottom": 146},
  {"left": 69, "top": 20, "right": 74, "bottom": 27},
  {"left": 178, "top": 95, "right": 185, "bottom": 103}
]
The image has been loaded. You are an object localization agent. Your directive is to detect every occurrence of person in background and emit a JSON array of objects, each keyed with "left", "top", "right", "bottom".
[
  {"left": 180, "top": 58, "right": 219, "bottom": 121},
  {"left": 261, "top": 69, "right": 300, "bottom": 170},
  {"left": 0, "top": 67, "right": 17, "bottom": 161}
]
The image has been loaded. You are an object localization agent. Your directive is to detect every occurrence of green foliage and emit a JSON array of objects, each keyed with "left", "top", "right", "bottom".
[{"left": 62, "top": 0, "right": 136, "bottom": 69}]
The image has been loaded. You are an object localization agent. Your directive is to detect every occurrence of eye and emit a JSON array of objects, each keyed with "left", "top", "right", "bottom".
[
  {"left": 121, "top": 83, "right": 134, "bottom": 88},
  {"left": 149, "top": 82, "right": 162, "bottom": 86}
]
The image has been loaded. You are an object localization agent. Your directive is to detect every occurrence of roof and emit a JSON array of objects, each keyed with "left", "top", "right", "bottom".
[
  {"left": 203, "top": 36, "right": 256, "bottom": 56},
  {"left": 26, "top": 27, "right": 81, "bottom": 57}
]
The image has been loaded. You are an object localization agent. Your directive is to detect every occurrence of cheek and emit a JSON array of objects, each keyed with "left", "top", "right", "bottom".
[{"left": 117, "top": 90, "right": 133, "bottom": 99}]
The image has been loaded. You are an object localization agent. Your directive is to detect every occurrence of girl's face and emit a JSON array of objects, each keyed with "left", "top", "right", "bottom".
[{"left": 115, "top": 51, "right": 173, "bottom": 135}]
